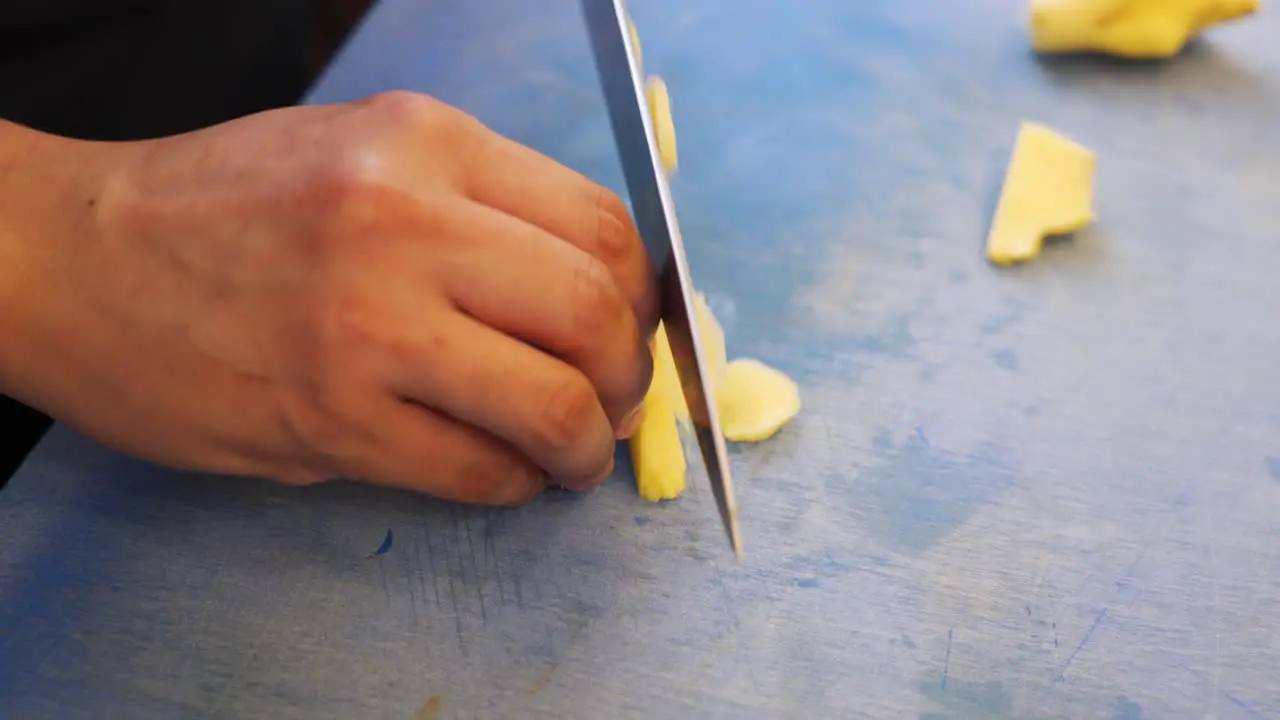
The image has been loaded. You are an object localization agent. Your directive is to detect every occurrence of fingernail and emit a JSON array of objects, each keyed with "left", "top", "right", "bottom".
[{"left": 617, "top": 404, "right": 645, "bottom": 439}]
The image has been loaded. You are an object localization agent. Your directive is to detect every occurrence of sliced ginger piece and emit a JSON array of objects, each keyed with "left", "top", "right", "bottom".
[
  {"left": 629, "top": 297, "right": 716, "bottom": 501},
  {"left": 646, "top": 75, "right": 678, "bottom": 174},
  {"left": 987, "top": 121, "right": 1096, "bottom": 266},
  {"left": 631, "top": 321, "right": 688, "bottom": 501},
  {"left": 630, "top": 377, "right": 687, "bottom": 501},
  {"left": 630, "top": 295, "right": 801, "bottom": 501},
  {"left": 1029, "top": 0, "right": 1260, "bottom": 59},
  {"left": 717, "top": 359, "right": 801, "bottom": 443},
  {"left": 628, "top": 17, "right": 642, "bottom": 70},
  {"left": 650, "top": 320, "right": 685, "bottom": 411},
  {"left": 651, "top": 293, "right": 726, "bottom": 422}
]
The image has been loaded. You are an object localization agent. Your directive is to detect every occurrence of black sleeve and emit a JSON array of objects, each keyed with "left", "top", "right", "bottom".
[{"left": 0, "top": 0, "right": 314, "bottom": 141}]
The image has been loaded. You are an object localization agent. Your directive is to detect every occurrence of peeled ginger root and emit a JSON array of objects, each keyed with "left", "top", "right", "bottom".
[
  {"left": 629, "top": 296, "right": 800, "bottom": 502},
  {"left": 1028, "top": 0, "right": 1260, "bottom": 59}
]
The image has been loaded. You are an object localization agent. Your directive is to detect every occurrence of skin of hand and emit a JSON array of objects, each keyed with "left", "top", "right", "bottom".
[{"left": 0, "top": 91, "right": 658, "bottom": 505}]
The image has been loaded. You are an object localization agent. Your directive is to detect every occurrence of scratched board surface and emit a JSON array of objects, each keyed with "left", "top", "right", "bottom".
[{"left": 3, "top": 0, "right": 1280, "bottom": 717}]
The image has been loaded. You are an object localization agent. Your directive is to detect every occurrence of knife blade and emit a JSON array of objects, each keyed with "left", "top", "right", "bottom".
[{"left": 580, "top": 0, "right": 741, "bottom": 560}]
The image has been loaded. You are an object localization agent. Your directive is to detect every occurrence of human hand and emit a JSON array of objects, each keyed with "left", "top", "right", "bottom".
[{"left": 4, "top": 91, "right": 657, "bottom": 504}]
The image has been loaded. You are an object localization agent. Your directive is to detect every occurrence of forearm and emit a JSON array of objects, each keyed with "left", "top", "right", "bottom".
[{"left": 0, "top": 121, "right": 117, "bottom": 403}]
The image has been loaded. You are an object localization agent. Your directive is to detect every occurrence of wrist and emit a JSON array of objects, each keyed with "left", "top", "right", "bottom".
[{"left": 0, "top": 121, "right": 126, "bottom": 405}]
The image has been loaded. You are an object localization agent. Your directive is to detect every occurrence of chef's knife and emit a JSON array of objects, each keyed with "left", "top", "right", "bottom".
[{"left": 581, "top": 0, "right": 742, "bottom": 560}]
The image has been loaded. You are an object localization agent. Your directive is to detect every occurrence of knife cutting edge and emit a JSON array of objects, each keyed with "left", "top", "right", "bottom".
[{"left": 580, "top": 0, "right": 742, "bottom": 560}]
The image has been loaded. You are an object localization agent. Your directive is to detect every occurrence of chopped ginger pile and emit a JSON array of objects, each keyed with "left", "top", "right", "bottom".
[{"left": 629, "top": 296, "right": 800, "bottom": 502}]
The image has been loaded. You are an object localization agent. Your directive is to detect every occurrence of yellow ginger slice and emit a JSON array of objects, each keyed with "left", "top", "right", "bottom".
[
  {"left": 1029, "top": 0, "right": 1260, "bottom": 59},
  {"left": 717, "top": 359, "right": 802, "bottom": 443},
  {"left": 630, "top": 323, "right": 686, "bottom": 501},
  {"left": 646, "top": 75, "right": 678, "bottom": 174},
  {"left": 649, "top": 293, "right": 727, "bottom": 424},
  {"left": 987, "top": 122, "right": 1096, "bottom": 266},
  {"left": 628, "top": 17, "right": 642, "bottom": 70},
  {"left": 629, "top": 294, "right": 721, "bottom": 501},
  {"left": 630, "top": 295, "right": 800, "bottom": 501}
]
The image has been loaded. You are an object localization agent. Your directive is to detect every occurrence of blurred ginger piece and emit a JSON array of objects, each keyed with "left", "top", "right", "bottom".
[
  {"left": 647, "top": 75, "right": 679, "bottom": 174},
  {"left": 629, "top": 18, "right": 643, "bottom": 69},
  {"left": 987, "top": 122, "right": 1096, "bottom": 265},
  {"left": 1029, "top": 0, "right": 1260, "bottom": 58}
]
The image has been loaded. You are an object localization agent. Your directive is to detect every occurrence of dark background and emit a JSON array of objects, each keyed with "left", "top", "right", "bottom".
[{"left": 0, "top": 0, "right": 375, "bottom": 484}]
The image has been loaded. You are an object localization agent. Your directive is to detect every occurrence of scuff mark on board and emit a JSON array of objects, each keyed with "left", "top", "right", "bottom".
[
  {"left": 368, "top": 528, "right": 394, "bottom": 558},
  {"left": 1057, "top": 608, "right": 1107, "bottom": 681},
  {"left": 941, "top": 628, "right": 953, "bottom": 691}
]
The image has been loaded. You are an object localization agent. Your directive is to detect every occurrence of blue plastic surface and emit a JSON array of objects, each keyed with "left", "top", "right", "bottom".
[{"left": 3, "top": 0, "right": 1279, "bottom": 717}]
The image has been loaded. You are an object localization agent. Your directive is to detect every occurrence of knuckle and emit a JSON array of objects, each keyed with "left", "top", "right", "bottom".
[
  {"left": 587, "top": 188, "right": 659, "bottom": 333},
  {"left": 362, "top": 90, "right": 440, "bottom": 126},
  {"left": 362, "top": 90, "right": 484, "bottom": 184},
  {"left": 453, "top": 122, "right": 499, "bottom": 182},
  {"left": 533, "top": 371, "right": 603, "bottom": 453},
  {"left": 302, "top": 163, "right": 437, "bottom": 260},
  {"left": 568, "top": 255, "right": 627, "bottom": 339},
  {"left": 370, "top": 89, "right": 478, "bottom": 142},
  {"left": 594, "top": 186, "right": 633, "bottom": 234},
  {"left": 590, "top": 188, "right": 635, "bottom": 267},
  {"left": 431, "top": 107, "right": 482, "bottom": 148}
]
